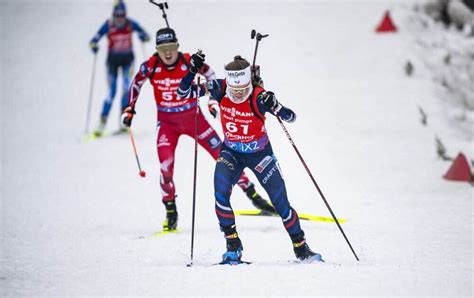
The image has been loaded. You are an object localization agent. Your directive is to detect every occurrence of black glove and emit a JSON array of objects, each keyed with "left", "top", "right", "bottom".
[
  {"left": 121, "top": 106, "right": 136, "bottom": 127},
  {"left": 90, "top": 41, "right": 99, "bottom": 54},
  {"left": 260, "top": 91, "right": 281, "bottom": 112},
  {"left": 190, "top": 51, "right": 205, "bottom": 73}
]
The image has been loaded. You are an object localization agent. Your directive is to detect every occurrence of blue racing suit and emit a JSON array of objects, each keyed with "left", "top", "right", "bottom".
[
  {"left": 179, "top": 72, "right": 301, "bottom": 237},
  {"left": 90, "top": 19, "right": 149, "bottom": 118}
]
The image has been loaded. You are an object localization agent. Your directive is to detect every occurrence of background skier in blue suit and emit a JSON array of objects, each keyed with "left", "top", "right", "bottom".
[{"left": 89, "top": 0, "right": 149, "bottom": 136}]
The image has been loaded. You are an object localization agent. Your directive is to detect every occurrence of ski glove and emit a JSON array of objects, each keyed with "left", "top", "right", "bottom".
[
  {"left": 260, "top": 91, "right": 296, "bottom": 123},
  {"left": 190, "top": 51, "right": 205, "bottom": 74},
  {"left": 261, "top": 91, "right": 282, "bottom": 113},
  {"left": 139, "top": 33, "right": 150, "bottom": 42},
  {"left": 90, "top": 42, "right": 99, "bottom": 54},
  {"left": 121, "top": 106, "right": 136, "bottom": 128},
  {"left": 208, "top": 98, "right": 219, "bottom": 118},
  {"left": 279, "top": 107, "right": 297, "bottom": 123}
]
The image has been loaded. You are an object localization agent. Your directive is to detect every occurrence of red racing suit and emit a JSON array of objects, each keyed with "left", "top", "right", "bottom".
[{"left": 128, "top": 52, "right": 252, "bottom": 202}]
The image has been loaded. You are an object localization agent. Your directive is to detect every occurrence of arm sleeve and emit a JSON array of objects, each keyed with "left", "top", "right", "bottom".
[
  {"left": 207, "top": 79, "right": 226, "bottom": 103},
  {"left": 90, "top": 21, "right": 109, "bottom": 44},
  {"left": 177, "top": 71, "right": 196, "bottom": 99},
  {"left": 256, "top": 92, "right": 295, "bottom": 120},
  {"left": 256, "top": 92, "right": 269, "bottom": 115},
  {"left": 127, "top": 61, "right": 150, "bottom": 109},
  {"left": 130, "top": 19, "right": 149, "bottom": 41},
  {"left": 176, "top": 71, "right": 210, "bottom": 99}
]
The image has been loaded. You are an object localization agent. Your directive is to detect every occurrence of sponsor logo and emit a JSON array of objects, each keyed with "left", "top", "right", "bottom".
[
  {"left": 227, "top": 71, "right": 245, "bottom": 77},
  {"left": 224, "top": 132, "right": 255, "bottom": 142},
  {"left": 181, "top": 64, "right": 187, "bottom": 71},
  {"left": 198, "top": 127, "right": 214, "bottom": 140},
  {"left": 153, "top": 78, "right": 181, "bottom": 87},
  {"left": 255, "top": 156, "right": 273, "bottom": 173},
  {"left": 262, "top": 165, "right": 278, "bottom": 184},
  {"left": 217, "top": 157, "right": 235, "bottom": 170},
  {"left": 221, "top": 105, "right": 253, "bottom": 118},
  {"left": 208, "top": 136, "right": 221, "bottom": 149},
  {"left": 157, "top": 134, "right": 170, "bottom": 147},
  {"left": 157, "top": 33, "right": 174, "bottom": 41}
]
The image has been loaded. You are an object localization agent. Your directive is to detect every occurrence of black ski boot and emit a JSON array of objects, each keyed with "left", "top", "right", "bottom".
[
  {"left": 219, "top": 225, "right": 244, "bottom": 265},
  {"left": 290, "top": 231, "right": 323, "bottom": 262},
  {"left": 244, "top": 184, "right": 276, "bottom": 214},
  {"left": 162, "top": 201, "right": 178, "bottom": 231}
]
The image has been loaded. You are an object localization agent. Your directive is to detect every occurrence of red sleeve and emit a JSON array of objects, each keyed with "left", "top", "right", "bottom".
[
  {"left": 128, "top": 57, "right": 153, "bottom": 109},
  {"left": 183, "top": 52, "right": 191, "bottom": 63}
]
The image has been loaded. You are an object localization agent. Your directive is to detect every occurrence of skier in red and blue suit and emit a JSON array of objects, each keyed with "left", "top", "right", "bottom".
[
  {"left": 120, "top": 28, "right": 275, "bottom": 232},
  {"left": 89, "top": 1, "right": 149, "bottom": 136},
  {"left": 178, "top": 53, "right": 323, "bottom": 264}
]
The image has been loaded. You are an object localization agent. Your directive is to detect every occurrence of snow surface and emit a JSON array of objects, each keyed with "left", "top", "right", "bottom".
[{"left": 1, "top": 0, "right": 473, "bottom": 296}]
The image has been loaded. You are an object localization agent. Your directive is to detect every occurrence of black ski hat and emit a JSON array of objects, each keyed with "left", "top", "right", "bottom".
[{"left": 156, "top": 28, "right": 178, "bottom": 45}]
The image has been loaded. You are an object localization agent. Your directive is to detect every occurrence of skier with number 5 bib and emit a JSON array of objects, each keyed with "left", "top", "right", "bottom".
[
  {"left": 121, "top": 28, "right": 276, "bottom": 232},
  {"left": 179, "top": 54, "right": 323, "bottom": 264}
]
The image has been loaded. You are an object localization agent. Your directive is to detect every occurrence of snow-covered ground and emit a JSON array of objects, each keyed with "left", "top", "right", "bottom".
[{"left": 1, "top": 0, "right": 472, "bottom": 296}]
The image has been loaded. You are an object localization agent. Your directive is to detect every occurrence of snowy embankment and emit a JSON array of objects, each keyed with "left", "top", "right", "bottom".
[{"left": 1, "top": 0, "right": 472, "bottom": 296}]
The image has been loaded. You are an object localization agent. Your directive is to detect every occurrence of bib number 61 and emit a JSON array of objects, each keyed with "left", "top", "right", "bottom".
[{"left": 226, "top": 122, "right": 249, "bottom": 135}]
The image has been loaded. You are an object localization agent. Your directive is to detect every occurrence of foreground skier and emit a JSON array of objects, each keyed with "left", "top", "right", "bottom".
[
  {"left": 121, "top": 28, "right": 275, "bottom": 232},
  {"left": 179, "top": 54, "right": 323, "bottom": 264}
]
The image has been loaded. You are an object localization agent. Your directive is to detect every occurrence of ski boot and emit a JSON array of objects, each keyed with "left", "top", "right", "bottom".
[
  {"left": 115, "top": 116, "right": 130, "bottom": 135},
  {"left": 92, "top": 116, "right": 107, "bottom": 138},
  {"left": 291, "top": 231, "right": 324, "bottom": 262},
  {"left": 162, "top": 201, "right": 178, "bottom": 231},
  {"left": 113, "top": 126, "right": 129, "bottom": 135},
  {"left": 219, "top": 225, "right": 245, "bottom": 265},
  {"left": 244, "top": 184, "right": 276, "bottom": 215}
]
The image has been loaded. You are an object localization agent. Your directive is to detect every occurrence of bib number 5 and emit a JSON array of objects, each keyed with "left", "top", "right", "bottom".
[{"left": 162, "top": 91, "right": 177, "bottom": 101}]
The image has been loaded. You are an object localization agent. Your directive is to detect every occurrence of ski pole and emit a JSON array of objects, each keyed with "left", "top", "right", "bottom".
[
  {"left": 84, "top": 53, "right": 98, "bottom": 135},
  {"left": 128, "top": 127, "right": 146, "bottom": 178},
  {"left": 187, "top": 74, "right": 201, "bottom": 267},
  {"left": 149, "top": 1, "right": 170, "bottom": 28},
  {"left": 248, "top": 30, "right": 358, "bottom": 261},
  {"left": 276, "top": 116, "right": 360, "bottom": 261}
]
